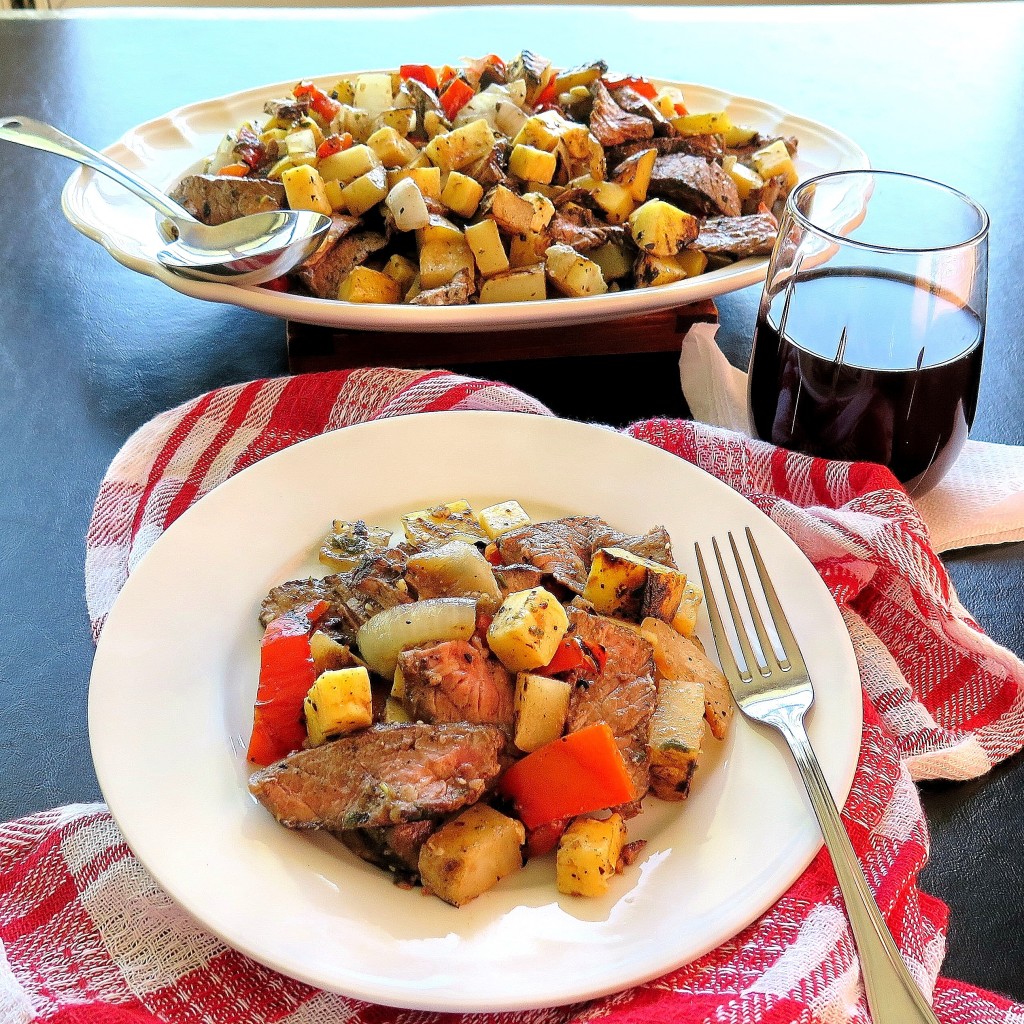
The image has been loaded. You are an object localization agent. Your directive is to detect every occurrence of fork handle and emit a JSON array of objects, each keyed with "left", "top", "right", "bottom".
[{"left": 778, "top": 712, "right": 941, "bottom": 1024}]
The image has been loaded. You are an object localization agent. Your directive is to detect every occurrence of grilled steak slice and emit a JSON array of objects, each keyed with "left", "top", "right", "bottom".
[
  {"left": 495, "top": 515, "right": 676, "bottom": 594},
  {"left": 400, "top": 637, "right": 515, "bottom": 728},
  {"left": 169, "top": 174, "right": 286, "bottom": 226},
  {"left": 296, "top": 230, "right": 388, "bottom": 299},
  {"left": 610, "top": 85, "right": 674, "bottom": 135},
  {"left": 694, "top": 212, "right": 780, "bottom": 259},
  {"left": 608, "top": 134, "right": 724, "bottom": 167},
  {"left": 648, "top": 154, "right": 741, "bottom": 218},
  {"left": 260, "top": 570, "right": 402, "bottom": 635},
  {"left": 492, "top": 563, "right": 545, "bottom": 595},
  {"left": 249, "top": 722, "right": 505, "bottom": 830},
  {"left": 260, "top": 575, "right": 348, "bottom": 627},
  {"left": 410, "top": 267, "right": 474, "bottom": 305},
  {"left": 349, "top": 546, "right": 413, "bottom": 611},
  {"left": 589, "top": 80, "right": 656, "bottom": 148},
  {"left": 338, "top": 820, "right": 437, "bottom": 881},
  {"left": 264, "top": 96, "right": 310, "bottom": 124},
  {"left": 548, "top": 212, "right": 614, "bottom": 252},
  {"left": 564, "top": 608, "right": 657, "bottom": 803}
]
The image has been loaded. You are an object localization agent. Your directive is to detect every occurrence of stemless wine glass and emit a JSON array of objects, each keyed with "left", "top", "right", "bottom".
[{"left": 749, "top": 169, "right": 989, "bottom": 495}]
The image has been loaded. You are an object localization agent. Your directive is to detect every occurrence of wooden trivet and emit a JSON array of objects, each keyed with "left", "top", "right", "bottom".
[{"left": 286, "top": 299, "right": 717, "bottom": 373}]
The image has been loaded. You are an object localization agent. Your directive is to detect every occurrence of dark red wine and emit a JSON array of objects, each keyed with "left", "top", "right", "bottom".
[{"left": 750, "top": 268, "right": 983, "bottom": 490}]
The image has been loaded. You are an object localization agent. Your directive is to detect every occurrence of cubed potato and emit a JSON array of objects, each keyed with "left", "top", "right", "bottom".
[
  {"left": 382, "top": 253, "right": 419, "bottom": 292},
  {"left": 512, "top": 113, "right": 563, "bottom": 152},
  {"left": 368, "top": 125, "right": 419, "bottom": 168},
  {"left": 388, "top": 164, "right": 443, "bottom": 201},
  {"left": 509, "top": 144, "right": 557, "bottom": 185},
  {"left": 375, "top": 107, "right": 417, "bottom": 138},
  {"left": 582, "top": 546, "right": 686, "bottom": 622},
  {"left": 323, "top": 177, "right": 346, "bottom": 212},
  {"left": 556, "top": 814, "right": 627, "bottom": 897},
  {"left": 426, "top": 118, "right": 495, "bottom": 172},
  {"left": 588, "top": 180, "right": 634, "bottom": 225},
  {"left": 418, "top": 803, "right": 525, "bottom": 907},
  {"left": 478, "top": 265, "right": 546, "bottom": 303},
  {"left": 318, "top": 518, "right": 392, "bottom": 571},
  {"left": 545, "top": 244, "right": 608, "bottom": 298},
  {"left": 341, "top": 165, "right": 389, "bottom": 216},
  {"left": 478, "top": 500, "right": 531, "bottom": 539},
  {"left": 611, "top": 147, "right": 657, "bottom": 203},
  {"left": 401, "top": 499, "right": 488, "bottom": 547},
  {"left": 487, "top": 587, "right": 569, "bottom": 671},
  {"left": 338, "top": 265, "right": 401, "bottom": 304},
  {"left": 750, "top": 139, "right": 799, "bottom": 190},
  {"left": 353, "top": 72, "right": 394, "bottom": 116},
  {"left": 416, "top": 212, "right": 464, "bottom": 249},
  {"left": 721, "top": 123, "right": 760, "bottom": 148},
  {"left": 514, "top": 672, "right": 571, "bottom": 752},
  {"left": 440, "top": 170, "right": 485, "bottom": 218},
  {"left": 629, "top": 199, "right": 700, "bottom": 257},
  {"left": 280, "top": 164, "right": 332, "bottom": 216},
  {"left": 318, "top": 144, "right": 381, "bottom": 185},
  {"left": 384, "top": 176, "right": 430, "bottom": 231},
  {"left": 634, "top": 250, "right": 707, "bottom": 288},
  {"left": 309, "top": 631, "right": 359, "bottom": 676},
  {"left": 648, "top": 678, "right": 705, "bottom": 800},
  {"left": 465, "top": 219, "right": 510, "bottom": 277},
  {"left": 303, "top": 667, "right": 373, "bottom": 745},
  {"left": 671, "top": 110, "right": 734, "bottom": 137},
  {"left": 508, "top": 229, "right": 549, "bottom": 269},
  {"left": 588, "top": 241, "right": 634, "bottom": 282},
  {"left": 419, "top": 237, "right": 475, "bottom": 289},
  {"left": 671, "top": 580, "right": 703, "bottom": 637},
  {"left": 640, "top": 617, "right": 734, "bottom": 740},
  {"left": 722, "top": 156, "right": 765, "bottom": 201}
]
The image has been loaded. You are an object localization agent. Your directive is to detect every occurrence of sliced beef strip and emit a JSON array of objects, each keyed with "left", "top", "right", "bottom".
[
  {"left": 168, "top": 175, "right": 286, "bottom": 226},
  {"left": 349, "top": 546, "right": 413, "bottom": 611},
  {"left": 260, "top": 570, "right": 398, "bottom": 636},
  {"left": 495, "top": 515, "right": 676, "bottom": 595},
  {"left": 609, "top": 85, "right": 674, "bottom": 136},
  {"left": 742, "top": 175, "right": 784, "bottom": 217},
  {"left": 337, "top": 820, "right": 437, "bottom": 882},
  {"left": 410, "top": 267, "right": 474, "bottom": 306},
  {"left": 296, "top": 230, "right": 388, "bottom": 299},
  {"left": 399, "top": 637, "right": 515, "bottom": 729},
  {"left": 693, "top": 212, "right": 780, "bottom": 259},
  {"left": 264, "top": 96, "right": 310, "bottom": 124},
  {"left": 589, "top": 80, "right": 656, "bottom": 148},
  {"left": 608, "top": 134, "right": 723, "bottom": 167},
  {"left": 249, "top": 722, "right": 505, "bottom": 830},
  {"left": 648, "top": 154, "right": 741, "bottom": 218},
  {"left": 492, "top": 563, "right": 545, "bottom": 595},
  {"left": 548, "top": 212, "right": 618, "bottom": 253},
  {"left": 564, "top": 607, "right": 657, "bottom": 804}
]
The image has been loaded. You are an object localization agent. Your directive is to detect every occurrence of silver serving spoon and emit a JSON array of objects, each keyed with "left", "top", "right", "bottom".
[{"left": 0, "top": 115, "right": 331, "bottom": 286}]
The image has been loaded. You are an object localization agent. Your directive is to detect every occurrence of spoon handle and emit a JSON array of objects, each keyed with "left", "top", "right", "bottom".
[{"left": 0, "top": 114, "right": 193, "bottom": 222}]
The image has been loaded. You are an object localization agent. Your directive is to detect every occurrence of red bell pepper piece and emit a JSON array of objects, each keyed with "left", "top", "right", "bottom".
[
  {"left": 440, "top": 77, "right": 475, "bottom": 121},
  {"left": 247, "top": 600, "right": 329, "bottom": 766},
  {"left": 532, "top": 75, "right": 558, "bottom": 110},
  {"left": 261, "top": 275, "right": 291, "bottom": 293},
  {"left": 602, "top": 75, "right": 658, "bottom": 100},
  {"left": 525, "top": 817, "right": 571, "bottom": 859},
  {"left": 498, "top": 723, "right": 635, "bottom": 830},
  {"left": 294, "top": 81, "right": 342, "bottom": 123},
  {"left": 536, "top": 634, "right": 608, "bottom": 677},
  {"left": 483, "top": 542, "right": 503, "bottom": 566},
  {"left": 217, "top": 163, "right": 249, "bottom": 178},
  {"left": 316, "top": 133, "right": 353, "bottom": 160},
  {"left": 400, "top": 63, "right": 439, "bottom": 92},
  {"left": 673, "top": 102, "right": 689, "bottom": 116},
  {"left": 437, "top": 65, "right": 458, "bottom": 92}
]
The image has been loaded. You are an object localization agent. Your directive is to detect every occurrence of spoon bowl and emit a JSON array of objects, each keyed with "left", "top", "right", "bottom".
[{"left": 0, "top": 115, "right": 331, "bottom": 287}]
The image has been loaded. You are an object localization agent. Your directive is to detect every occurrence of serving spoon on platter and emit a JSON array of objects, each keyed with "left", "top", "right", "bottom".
[{"left": 0, "top": 115, "right": 331, "bottom": 286}]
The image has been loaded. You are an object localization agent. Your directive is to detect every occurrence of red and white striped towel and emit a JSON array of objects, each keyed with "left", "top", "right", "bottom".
[{"left": 3, "top": 366, "right": 1023, "bottom": 1024}]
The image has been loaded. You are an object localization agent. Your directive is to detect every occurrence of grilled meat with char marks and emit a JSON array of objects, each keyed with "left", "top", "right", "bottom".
[
  {"left": 338, "top": 820, "right": 437, "bottom": 882},
  {"left": 648, "top": 154, "right": 741, "bottom": 218},
  {"left": 249, "top": 722, "right": 505, "bottom": 830},
  {"left": 694, "top": 211, "right": 780, "bottom": 259},
  {"left": 169, "top": 174, "right": 286, "bottom": 226}
]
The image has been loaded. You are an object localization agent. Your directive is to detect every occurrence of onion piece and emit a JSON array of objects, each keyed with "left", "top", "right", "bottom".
[
  {"left": 356, "top": 597, "right": 477, "bottom": 678},
  {"left": 406, "top": 541, "right": 502, "bottom": 611}
]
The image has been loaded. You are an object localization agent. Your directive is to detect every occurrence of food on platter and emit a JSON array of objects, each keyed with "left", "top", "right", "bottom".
[
  {"left": 171, "top": 53, "right": 799, "bottom": 306},
  {"left": 246, "top": 500, "right": 734, "bottom": 906}
]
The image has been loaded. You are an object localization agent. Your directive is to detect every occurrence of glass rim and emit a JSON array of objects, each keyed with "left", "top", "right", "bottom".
[{"left": 787, "top": 168, "right": 991, "bottom": 255}]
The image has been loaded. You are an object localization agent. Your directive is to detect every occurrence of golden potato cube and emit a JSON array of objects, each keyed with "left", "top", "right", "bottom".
[
  {"left": 582, "top": 546, "right": 686, "bottom": 622},
  {"left": 440, "top": 170, "right": 485, "bottom": 218},
  {"left": 750, "top": 139, "right": 799, "bottom": 189},
  {"left": 418, "top": 238, "right": 475, "bottom": 290},
  {"left": 338, "top": 266, "right": 401, "bottom": 304},
  {"left": 309, "top": 630, "right": 357, "bottom": 676},
  {"left": 722, "top": 123, "right": 760, "bottom": 148},
  {"left": 367, "top": 125, "right": 418, "bottom": 167},
  {"left": 513, "top": 672, "right": 571, "bottom": 753},
  {"left": 508, "top": 230, "right": 548, "bottom": 269},
  {"left": 545, "top": 244, "right": 608, "bottom": 298},
  {"left": 588, "top": 242, "right": 634, "bottom": 282},
  {"left": 382, "top": 253, "right": 419, "bottom": 292},
  {"left": 611, "top": 147, "right": 657, "bottom": 203},
  {"left": 341, "top": 165, "right": 389, "bottom": 217},
  {"left": 303, "top": 667, "right": 372, "bottom": 745},
  {"left": 426, "top": 118, "right": 495, "bottom": 172},
  {"left": 629, "top": 199, "right": 700, "bottom": 257},
  {"left": 418, "top": 803, "right": 525, "bottom": 907},
  {"left": 671, "top": 111, "right": 734, "bottom": 137},
  {"left": 464, "top": 219, "right": 510, "bottom": 277},
  {"left": 648, "top": 678, "right": 705, "bottom": 800},
  {"left": 280, "top": 165, "right": 332, "bottom": 216},
  {"left": 634, "top": 250, "right": 707, "bottom": 288},
  {"left": 323, "top": 178, "right": 346, "bottom": 212},
  {"left": 722, "top": 156, "right": 765, "bottom": 201},
  {"left": 487, "top": 586, "right": 569, "bottom": 671},
  {"left": 478, "top": 266, "right": 546, "bottom": 303},
  {"left": 401, "top": 499, "right": 487, "bottom": 546},
  {"left": 478, "top": 500, "right": 531, "bottom": 539},
  {"left": 640, "top": 617, "right": 734, "bottom": 741},
  {"left": 416, "top": 212, "right": 464, "bottom": 249},
  {"left": 512, "top": 114, "right": 562, "bottom": 153},
  {"left": 388, "top": 165, "right": 443, "bottom": 202},
  {"left": 589, "top": 180, "right": 634, "bottom": 225},
  {"left": 509, "top": 144, "right": 557, "bottom": 185},
  {"left": 556, "top": 814, "right": 627, "bottom": 897},
  {"left": 318, "top": 144, "right": 381, "bottom": 185},
  {"left": 671, "top": 580, "right": 703, "bottom": 637}
]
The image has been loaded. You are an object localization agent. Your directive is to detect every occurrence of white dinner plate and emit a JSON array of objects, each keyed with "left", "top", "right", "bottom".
[
  {"left": 62, "top": 75, "right": 868, "bottom": 332},
  {"left": 88, "top": 413, "right": 862, "bottom": 1012}
]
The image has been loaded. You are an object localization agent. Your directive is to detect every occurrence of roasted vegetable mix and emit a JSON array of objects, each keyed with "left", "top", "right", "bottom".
[
  {"left": 248, "top": 500, "right": 735, "bottom": 906},
  {"left": 175, "top": 52, "right": 799, "bottom": 306}
]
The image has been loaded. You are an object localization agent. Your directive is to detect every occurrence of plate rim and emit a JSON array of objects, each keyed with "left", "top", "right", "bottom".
[
  {"left": 87, "top": 412, "right": 863, "bottom": 1012},
  {"left": 60, "top": 74, "right": 870, "bottom": 332}
]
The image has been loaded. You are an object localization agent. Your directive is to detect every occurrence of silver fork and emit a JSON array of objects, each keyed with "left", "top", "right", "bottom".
[{"left": 695, "top": 528, "right": 940, "bottom": 1024}]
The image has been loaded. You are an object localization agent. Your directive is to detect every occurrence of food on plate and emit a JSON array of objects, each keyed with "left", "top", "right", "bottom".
[
  {"left": 173, "top": 52, "right": 800, "bottom": 306},
  {"left": 247, "top": 501, "right": 735, "bottom": 906}
]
